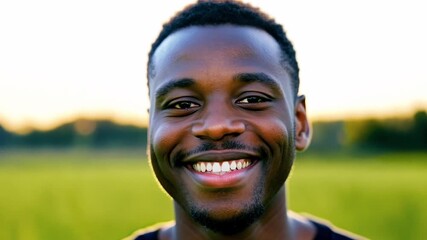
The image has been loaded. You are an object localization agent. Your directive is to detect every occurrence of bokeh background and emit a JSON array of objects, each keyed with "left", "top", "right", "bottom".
[{"left": 0, "top": 0, "right": 426, "bottom": 239}]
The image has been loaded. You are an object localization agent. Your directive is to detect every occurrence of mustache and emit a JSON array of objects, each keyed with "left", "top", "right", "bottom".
[{"left": 173, "top": 141, "right": 266, "bottom": 165}]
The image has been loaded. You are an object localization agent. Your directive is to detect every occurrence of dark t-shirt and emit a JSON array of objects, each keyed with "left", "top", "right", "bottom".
[{"left": 127, "top": 219, "right": 361, "bottom": 240}]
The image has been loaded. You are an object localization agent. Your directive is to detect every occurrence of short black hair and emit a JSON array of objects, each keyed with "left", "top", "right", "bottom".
[{"left": 148, "top": 0, "right": 300, "bottom": 98}]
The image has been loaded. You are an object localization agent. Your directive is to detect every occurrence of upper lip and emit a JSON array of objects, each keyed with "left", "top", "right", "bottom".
[{"left": 182, "top": 150, "right": 259, "bottom": 164}]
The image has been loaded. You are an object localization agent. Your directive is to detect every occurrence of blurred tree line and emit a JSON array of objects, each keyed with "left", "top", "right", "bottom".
[
  {"left": 0, "top": 111, "right": 426, "bottom": 152},
  {"left": 0, "top": 119, "right": 147, "bottom": 149},
  {"left": 310, "top": 110, "right": 427, "bottom": 152}
]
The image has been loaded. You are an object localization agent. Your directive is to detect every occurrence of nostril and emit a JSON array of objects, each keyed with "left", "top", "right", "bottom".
[{"left": 192, "top": 120, "right": 245, "bottom": 140}]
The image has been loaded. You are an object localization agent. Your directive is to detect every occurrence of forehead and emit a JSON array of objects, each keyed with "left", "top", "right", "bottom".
[{"left": 150, "top": 25, "right": 289, "bottom": 93}]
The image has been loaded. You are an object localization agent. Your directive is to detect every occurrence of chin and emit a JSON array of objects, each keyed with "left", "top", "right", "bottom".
[
  {"left": 186, "top": 183, "right": 266, "bottom": 235},
  {"left": 189, "top": 200, "right": 265, "bottom": 235}
]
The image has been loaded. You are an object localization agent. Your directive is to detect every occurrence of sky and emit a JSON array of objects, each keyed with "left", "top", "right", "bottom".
[{"left": 1, "top": 0, "right": 426, "bottom": 132}]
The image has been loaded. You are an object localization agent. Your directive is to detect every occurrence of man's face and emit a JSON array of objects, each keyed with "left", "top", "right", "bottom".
[{"left": 148, "top": 25, "right": 307, "bottom": 232}]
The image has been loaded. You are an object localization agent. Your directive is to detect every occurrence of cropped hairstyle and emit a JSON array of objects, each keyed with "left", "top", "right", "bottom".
[{"left": 148, "top": 0, "right": 300, "bottom": 98}]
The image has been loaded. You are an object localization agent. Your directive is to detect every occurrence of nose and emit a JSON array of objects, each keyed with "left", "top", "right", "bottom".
[{"left": 191, "top": 108, "right": 245, "bottom": 140}]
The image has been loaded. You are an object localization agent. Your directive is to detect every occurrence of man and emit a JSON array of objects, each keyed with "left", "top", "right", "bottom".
[{"left": 126, "top": 1, "right": 363, "bottom": 239}]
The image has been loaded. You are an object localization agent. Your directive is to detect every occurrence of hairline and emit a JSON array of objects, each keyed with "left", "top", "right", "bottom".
[{"left": 148, "top": 24, "right": 298, "bottom": 101}]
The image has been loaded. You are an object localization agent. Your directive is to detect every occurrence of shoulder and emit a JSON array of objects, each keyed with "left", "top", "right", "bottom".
[
  {"left": 289, "top": 211, "right": 366, "bottom": 240},
  {"left": 307, "top": 216, "right": 367, "bottom": 240},
  {"left": 122, "top": 221, "right": 174, "bottom": 240}
]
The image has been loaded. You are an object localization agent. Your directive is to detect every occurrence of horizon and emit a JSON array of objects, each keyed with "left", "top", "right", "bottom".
[
  {"left": 1, "top": 0, "right": 426, "bottom": 133},
  {"left": 1, "top": 108, "right": 426, "bottom": 134}
]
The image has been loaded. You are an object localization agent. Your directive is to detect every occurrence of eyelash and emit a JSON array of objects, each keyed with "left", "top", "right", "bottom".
[
  {"left": 164, "top": 94, "right": 272, "bottom": 113},
  {"left": 167, "top": 101, "right": 200, "bottom": 110},
  {"left": 236, "top": 95, "right": 271, "bottom": 104}
]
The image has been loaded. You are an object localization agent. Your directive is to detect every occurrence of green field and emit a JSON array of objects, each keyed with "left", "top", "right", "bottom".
[{"left": 0, "top": 150, "right": 426, "bottom": 240}]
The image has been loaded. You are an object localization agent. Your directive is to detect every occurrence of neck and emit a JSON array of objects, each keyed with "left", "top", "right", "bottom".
[{"left": 172, "top": 186, "right": 293, "bottom": 240}]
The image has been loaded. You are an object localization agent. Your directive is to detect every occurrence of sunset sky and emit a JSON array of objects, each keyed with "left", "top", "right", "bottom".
[{"left": 1, "top": 0, "right": 426, "bottom": 132}]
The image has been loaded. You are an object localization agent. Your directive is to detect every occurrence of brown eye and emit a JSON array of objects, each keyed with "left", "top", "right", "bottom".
[
  {"left": 171, "top": 101, "right": 199, "bottom": 109},
  {"left": 237, "top": 96, "right": 269, "bottom": 104}
]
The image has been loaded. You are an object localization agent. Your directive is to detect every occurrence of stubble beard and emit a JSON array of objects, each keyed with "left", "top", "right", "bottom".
[
  {"left": 150, "top": 123, "right": 297, "bottom": 235},
  {"left": 188, "top": 182, "right": 265, "bottom": 235},
  {"left": 187, "top": 126, "right": 296, "bottom": 235}
]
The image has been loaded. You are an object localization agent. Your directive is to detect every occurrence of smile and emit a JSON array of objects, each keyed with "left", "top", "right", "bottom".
[
  {"left": 191, "top": 159, "right": 252, "bottom": 174},
  {"left": 182, "top": 150, "right": 260, "bottom": 188}
]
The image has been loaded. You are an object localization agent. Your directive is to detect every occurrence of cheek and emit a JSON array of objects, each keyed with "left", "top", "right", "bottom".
[
  {"left": 149, "top": 123, "right": 182, "bottom": 196},
  {"left": 258, "top": 118, "right": 291, "bottom": 148},
  {"left": 254, "top": 107, "right": 293, "bottom": 145},
  {"left": 258, "top": 118, "right": 294, "bottom": 187},
  {"left": 149, "top": 119, "right": 192, "bottom": 174},
  {"left": 151, "top": 123, "right": 177, "bottom": 161}
]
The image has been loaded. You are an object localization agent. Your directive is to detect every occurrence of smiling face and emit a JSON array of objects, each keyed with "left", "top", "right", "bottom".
[{"left": 148, "top": 25, "right": 309, "bottom": 233}]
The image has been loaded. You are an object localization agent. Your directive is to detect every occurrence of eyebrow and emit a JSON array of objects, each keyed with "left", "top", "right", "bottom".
[
  {"left": 154, "top": 73, "right": 281, "bottom": 99},
  {"left": 233, "top": 72, "right": 282, "bottom": 93},
  {"left": 155, "top": 78, "right": 195, "bottom": 100}
]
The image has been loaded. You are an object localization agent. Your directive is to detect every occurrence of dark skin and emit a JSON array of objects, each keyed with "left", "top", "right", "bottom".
[{"left": 148, "top": 25, "right": 313, "bottom": 240}]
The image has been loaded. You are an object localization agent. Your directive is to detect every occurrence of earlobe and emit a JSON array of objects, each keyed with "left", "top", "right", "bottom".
[{"left": 295, "top": 95, "right": 311, "bottom": 151}]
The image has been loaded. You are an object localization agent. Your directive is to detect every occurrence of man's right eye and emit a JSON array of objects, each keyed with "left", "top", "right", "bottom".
[{"left": 168, "top": 101, "right": 200, "bottom": 109}]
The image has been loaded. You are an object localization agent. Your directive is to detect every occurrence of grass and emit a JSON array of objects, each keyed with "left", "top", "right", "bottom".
[
  {"left": 0, "top": 150, "right": 426, "bottom": 240},
  {"left": 290, "top": 152, "right": 427, "bottom": 240}
]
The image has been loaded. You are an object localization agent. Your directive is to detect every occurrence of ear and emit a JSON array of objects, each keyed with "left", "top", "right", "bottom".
[{"left": 295, "top": 95, "right": 311, "bottom": 151}]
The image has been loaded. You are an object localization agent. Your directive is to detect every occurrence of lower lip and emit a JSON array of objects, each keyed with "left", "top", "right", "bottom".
[{"left": 186, "top": 162, "right": 257, "bottom": 189}]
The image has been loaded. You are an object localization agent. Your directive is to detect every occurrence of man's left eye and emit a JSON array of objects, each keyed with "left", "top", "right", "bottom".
[{"left": 237, "top": 96, "right": 269, "bottom": 104}]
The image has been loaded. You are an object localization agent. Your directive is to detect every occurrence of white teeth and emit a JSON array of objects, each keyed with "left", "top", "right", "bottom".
[
  {"left": 192, "top": 160, "right": 252, "bottom": 174},
  {"left": 212, "top": 162, "right": 221, "bottom": 173},
  {"left": 221, "top": 162, "right": 230, "bottom": 172},
  {"left": 206, "top": 162, "right": 212, "bottom": 172},
  {"left": 230, "top": 161, "right": 236, "bottom": 170},
  {"left": 193, "top": 163, "right": 199, "bottom": 172}
]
